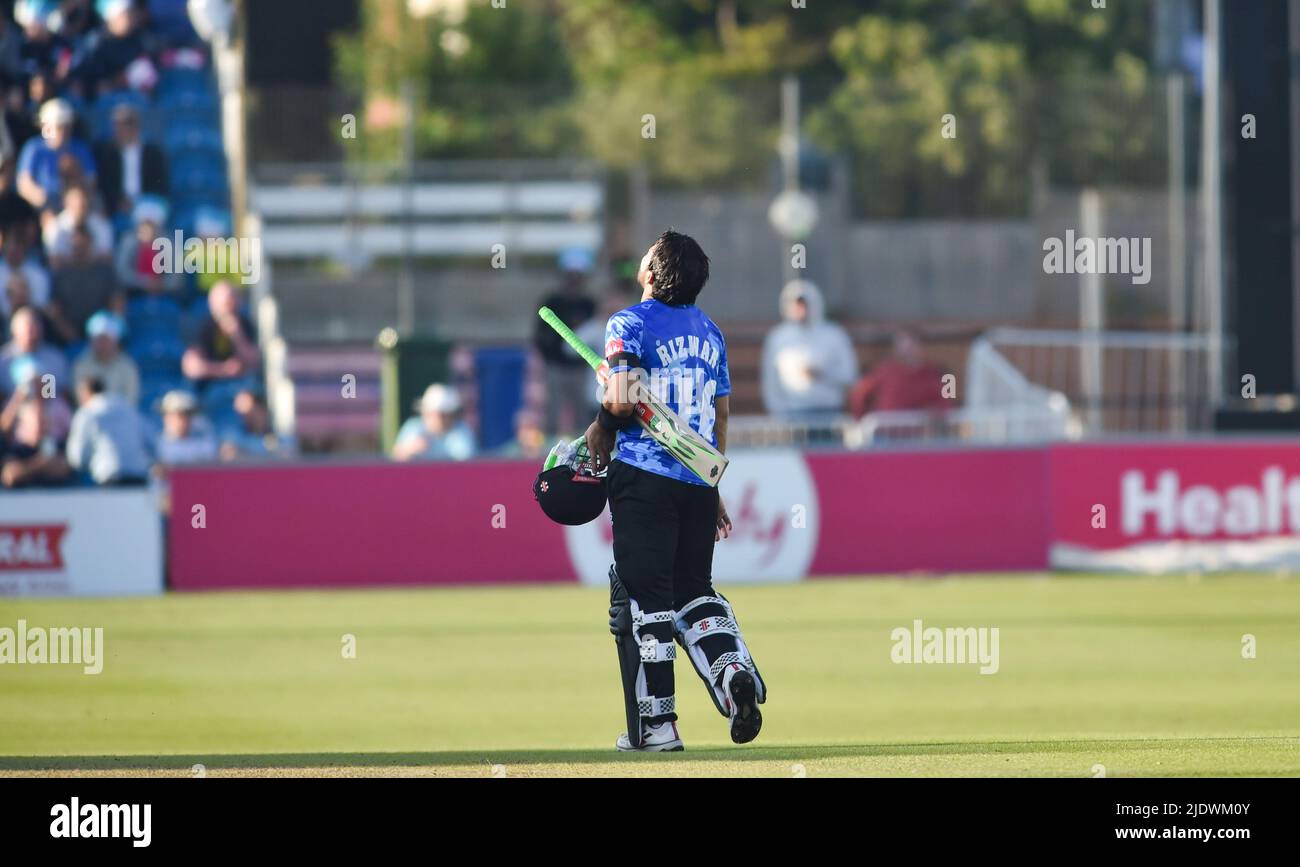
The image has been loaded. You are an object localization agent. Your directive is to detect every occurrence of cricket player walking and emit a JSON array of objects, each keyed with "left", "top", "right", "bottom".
[{"left": 584, "top": 230, "right": 767, "bottom": 752}]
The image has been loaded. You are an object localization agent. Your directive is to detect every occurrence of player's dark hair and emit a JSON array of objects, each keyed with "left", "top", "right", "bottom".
[{"left": 648, "top": 229, "right": 709, "bottom": 306}]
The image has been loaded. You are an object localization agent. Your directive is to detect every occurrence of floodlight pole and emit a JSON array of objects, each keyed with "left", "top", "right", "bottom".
[
  {"left": 780, "top": 75, "right": 800, "bottom": 282},
  {"left": 1201, "top": 0, "right": 1225, "bottom": 413}
]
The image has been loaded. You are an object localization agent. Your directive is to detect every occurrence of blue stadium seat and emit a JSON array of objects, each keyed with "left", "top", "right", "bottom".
[
  {"left": 156, "top": 69, "right": 211, "bottom": 100},
  {"left": 126, "top": 296, "right": 182, "bottom": 333},
  {"left": 157, "top": 89, "right": 219, "bottom": 126},
  {"left": 163, "top": 125, "right": 223, "bottom": 158},
  {"left": 209, "top": 406, "right": 241, "bottom": 438},
  {"left": 201, "top": 378, "right": 254, "bottom": 421},
  {"left": 129, "top": 332, "right": 185, "bottom": 367},
  {"left": 171, "top": 185, "right": 230, "bottom": 213},
  {"left": 171, "top": 168, "right": 227, "bottom": 195},
  {"left": 170, "top": 150, "right": 227, "bottom": 179},
  {"left": 138, "top": 374, "right": 189, "bottom": 414},
  {"left": 169, "top": 204, "right": 198, "bottom": 237},
  {"left": 149, "top": 0, "right": 201, "bottom": 46},
  {"left": 187, "top": 297, "right": 212, "bottom": 321}
]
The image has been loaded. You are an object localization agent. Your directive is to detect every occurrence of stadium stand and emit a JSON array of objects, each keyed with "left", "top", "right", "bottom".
[{"left": 0, "top": 0, "right": 241, "bottom": 489}]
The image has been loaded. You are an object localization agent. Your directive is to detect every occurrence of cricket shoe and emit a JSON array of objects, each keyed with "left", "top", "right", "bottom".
[
  {"left": 615, "top": 721, "right": 684, "bottom": 752},
  {"left": 722, "top": 667, "right": 762, "bottom": 744}
]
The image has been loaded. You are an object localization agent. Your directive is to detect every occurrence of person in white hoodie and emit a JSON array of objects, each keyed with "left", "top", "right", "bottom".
[{"left": 760, "top": 279, "right": 858, "bottom": 419}]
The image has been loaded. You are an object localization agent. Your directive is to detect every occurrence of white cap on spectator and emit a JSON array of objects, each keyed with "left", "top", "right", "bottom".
[
  {"left": 98, "top": 0, "right": 132, "bottom": 20},
  {"left": 15, "top": 0, "right": 60, "bottom": 30},
  {"left": 133, "top": 195, "right": 169, "bottom": 227},
  {"left": 38, "top": 98, "right": 75, "bottom": 128},
  {"left": 558, "top": 248, "right": 593, "bottom": 274},
  {"left": 161, "top": 390, "right": 199, "bottom": 415},
  {"left": 86, "top": 311, "right": 126, "bottom": 342},
  {"left": 418, "top": 384, "right": 461, "bottom": 415}
]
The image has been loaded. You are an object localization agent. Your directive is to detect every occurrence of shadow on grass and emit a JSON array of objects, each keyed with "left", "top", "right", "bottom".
[{"left": 2, "top": 735, "right": 1292, "bottom": 771}]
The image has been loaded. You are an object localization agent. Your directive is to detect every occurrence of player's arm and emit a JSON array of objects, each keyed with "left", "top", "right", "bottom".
[
  {"left": 585, "top": 353, "right": 641, "bottom": 472},
  {"left": 714, "top": 395, "right": 733, "bottom": 540},
  {"left": 714, "top": 394, "right": 729, "bottom": 454},
  {"left": 603, "top": 367, "right": 639, "bottom": 417}
]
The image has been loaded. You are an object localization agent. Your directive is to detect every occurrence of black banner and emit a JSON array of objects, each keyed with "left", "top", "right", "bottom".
[{"left": 0, "top": 777, "right": 1286, "bottom": 853}]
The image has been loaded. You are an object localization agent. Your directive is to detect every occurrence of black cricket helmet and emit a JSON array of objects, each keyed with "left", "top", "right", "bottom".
[{"left": 533, "top": 437, "right": 607, "bottom": 526}]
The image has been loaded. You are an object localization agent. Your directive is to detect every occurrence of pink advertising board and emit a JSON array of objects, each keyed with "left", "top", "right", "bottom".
[
  {"left": 169, "top": 447, "right": 1052, "bottom": 590},
  {"left": 168, "top": 441, "right": 1300, "bottom": 589},
  {"left": 169, "top": 460, "right": 573, "bottom": 590},
  {"left": 1048, "top": 440, "right": 1300, "bottom": 571},
  {"left": 805, "top": 448, "right": 1051, "bottom": 575}
]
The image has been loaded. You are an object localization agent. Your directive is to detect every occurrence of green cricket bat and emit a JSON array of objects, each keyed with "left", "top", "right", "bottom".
[{"left": 538, "top": 306, "right": 729, "bottom": 486}]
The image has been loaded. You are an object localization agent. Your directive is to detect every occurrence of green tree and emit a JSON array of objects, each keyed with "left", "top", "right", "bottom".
[
  {"left": 807, "top": 0, "right": 1159, "bottom": 217},
  {"left": 552, "top": 0, "right": 815, "bottom": 187},
  {"left": 334, "top": 0, "right": 1162, "bottom": 215},
  {"left": 334, "top": 0, "right": 574, "bottom": 163}
]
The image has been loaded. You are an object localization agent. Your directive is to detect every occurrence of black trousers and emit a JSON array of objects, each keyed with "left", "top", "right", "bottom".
[
  {"left": 607, "top": 460, "right": 719, "bottom": 611},
  {"left": 607, "top": 459, "right": 735, "bottom": 725}
]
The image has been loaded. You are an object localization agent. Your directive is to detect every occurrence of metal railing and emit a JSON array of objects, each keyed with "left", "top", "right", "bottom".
[
  {"left": 727, "top": 327, "right": 1220, "bottom": 450},
  {"left": 979, "top": 327, "right": 1221, "bottom": 435}
]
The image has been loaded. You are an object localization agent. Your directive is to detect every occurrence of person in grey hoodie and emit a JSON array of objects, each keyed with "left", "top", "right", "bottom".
[
  {"left": 66, "top": 376, "right": 152, "bottom": 485},
  {"left": 760, "top": 279, "right": 858, "bottom": 419}
]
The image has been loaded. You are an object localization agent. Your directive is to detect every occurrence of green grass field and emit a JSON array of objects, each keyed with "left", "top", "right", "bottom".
[{"left": 2, "top": 574, "right": 1298, "bottom": 777}]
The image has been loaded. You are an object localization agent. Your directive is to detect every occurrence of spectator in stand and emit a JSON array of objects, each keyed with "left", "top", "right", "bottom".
[
  {"left": 43, "top": 183, "right": 115, "bottom": 265},
  {"left": 16, "top": 98, "right": 96, "bottom": 220},
  {"left": 0, "top": 17, "right": 25, "bottom": 90},
  {"left": 56, "top": 0, "right": 101, "bottom": 48},
  {"left": 0, "top": 156, "right": 41, "bottom": 248},
  {"left": 153, "top": 388, "right": 216, "bottom": 465},
  {"left": 2, "top": 272, "right": 60, "bottom": 345},
  {"left": 848, "top": 329, "right": 947, "bottom": 418},
  {"left": 2, "top": 88, "right": 37, "bottom": 170},
  {"left": 49, "top": 224, "right": 122, "bottom": 342},
  {"left": 0, "top": 361, "right": 71, "bottom": 487},
  {"left": 533, "top": 248, "right": 595, "bottom": 436},
  {"left": 0, "top": 231, "right": 51, "bottom": 316},
  {"left": 114, "top": 195, "right": 179, "bottom": 294},
  {"left": 13, "top": 1, "right": 69, "bottom": 84},
  {"left": 94, "top": 103, "right": 168, "bottom": 218},
  {"left": 392, "top": 383, "right": 475, "bottom": 462},
  {"left": 218, "top": 388, "right": 294, "bottom": 460},
  {"left": 760, "top": 279, "right": 859, "bottom": 420},
  {"left": 181, "top": 280, "right": 260, "bottom": 384},
  {"left": 71, "top": 0, "right": 158, "bottom": 97},
  {"left": 26, "top": 69, "right": 51, "bottom": 122},
  {"left": 0, "top": 111, "right": 17, "bottom": 181},
  {"left": 72, "top": 310, "right": 138, "bottom": 405},
  {"left": 66, "top": 374, "right": 151, "bottom": 484},
  {"left": 495, "top": 408, "right": 546, "bottom": 460},
  {"left": 1, "top": 306, "right": 68, "bottom": 395}
]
